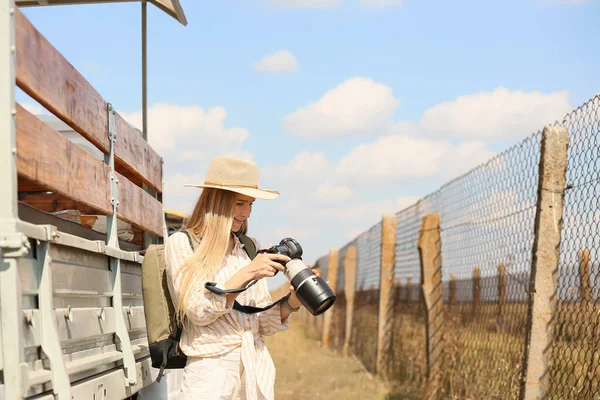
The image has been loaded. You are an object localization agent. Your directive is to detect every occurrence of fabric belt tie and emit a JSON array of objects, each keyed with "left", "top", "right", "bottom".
[{"left": 240, "top": 330, "right": 276, "bottom": 400}]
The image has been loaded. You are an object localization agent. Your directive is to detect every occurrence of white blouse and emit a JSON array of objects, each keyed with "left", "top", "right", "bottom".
[{"left": 164, "top": 231, "right": 291, "bottom": 400}]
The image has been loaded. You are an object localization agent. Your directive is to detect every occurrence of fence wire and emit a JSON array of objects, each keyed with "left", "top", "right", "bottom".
[
  {"left": 437, "top": 129, "right": 541, "bottom": 400},
  {"left": 305, "top": 93, "right": 600, "bottom": 399},
  {"left": 331, "top": 245, "right": 348, "bottom": 354},
  {"left": 549, "top": 95, "right": 600, "bottom": 399},
  {"left": 351, "top": 225, "right": 382, "bottom": 373}
]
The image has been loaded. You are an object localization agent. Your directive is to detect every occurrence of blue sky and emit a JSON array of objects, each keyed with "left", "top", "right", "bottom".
[{"left": 18, "top": 0, "right": 600, "bottom": 289}]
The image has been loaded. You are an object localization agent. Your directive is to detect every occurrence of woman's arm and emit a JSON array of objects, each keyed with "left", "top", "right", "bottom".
[
  {"left": 279, "top": 289, "right": 302, "bottom": 322},
  {"left": 255, "top": 279, "right": 300, "bottom": 336}
]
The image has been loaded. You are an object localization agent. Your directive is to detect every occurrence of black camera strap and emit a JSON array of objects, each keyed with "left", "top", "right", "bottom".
[{"left": 182, "top": 230, "right": 291, "bottom": 315}]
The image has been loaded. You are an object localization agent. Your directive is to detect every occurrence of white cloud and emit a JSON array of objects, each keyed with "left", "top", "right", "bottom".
[
  {"left": 266, "top": 0, "right": 341, "bottom": 8},
  {"left": 122, "top": 103, "right": 254, "bottom": 213},
  {"left": 420, "top": 87, "right": 572, "bottom": 140},
  {"left": 359, "top": 0, "right": 403, "bottom": 8},
  {"left": 334, "top": 136, "right": 497, "bottom": 185},
  {"left": 122, "top": 103, "right": 250, "bottom": 153},
  {"left": 254, "top": 50, "right": 299, "bottom": 73},
  {"left": 336, "top": 136, "right": 449, "bottom": 184},
  {"left": 161, "top": 172, "right": 206, "bottom": 216},
  {"left": 437, "top": 140, "right": 497, "bottom": 181},
  {"left": 310, "top": 196, "right": 420, "bottom": 224},
  {"left": 21, "top": 102, "right": 45, "bottom": 115},
  {"left": 315, "top": 184, "right": 353, "bottom": 204},
  {"left": 283, "top": 77, "right": 400, "bottom": 139},
  {"left": 261, "top": 151, "right": 334, "bottom": 189}
]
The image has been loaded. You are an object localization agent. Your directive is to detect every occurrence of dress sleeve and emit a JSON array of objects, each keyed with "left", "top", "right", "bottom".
[
  {"left": 256, "top": 276, "right": 291, "bottom": 336},
  {"left": 165, "top": 232, "right": 233, "bottom": 327}
]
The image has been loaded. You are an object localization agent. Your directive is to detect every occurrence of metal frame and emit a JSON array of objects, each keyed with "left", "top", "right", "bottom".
[
  {"left": 106, "top": 103, "right": 138, "bottom": 387},
  {"left": 0, "top": 1, "right": 30, "bottom": 398},
  {"left": 37, "top": 239, "right": 71, "bottom": 399}
]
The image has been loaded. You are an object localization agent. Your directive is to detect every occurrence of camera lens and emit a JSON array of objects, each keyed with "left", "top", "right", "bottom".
[
  {"left": 292, "top": 269, "right": 336, "bottom": 316},
  {"left": 315, "top": 297, "right": 335, "bottom": 314}
]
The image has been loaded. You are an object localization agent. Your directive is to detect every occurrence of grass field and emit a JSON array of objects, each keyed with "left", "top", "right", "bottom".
[{"left": 266, "top": 320, "right": 398, "bottom": 400}]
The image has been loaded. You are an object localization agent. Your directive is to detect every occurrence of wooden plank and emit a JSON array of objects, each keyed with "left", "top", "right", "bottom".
[
  {"left": 116, "top": 171, "right": 164, "bottom": 237},
  {"left": 17, "top": 177, "right": 49, "bottom": 193},
  {"left": 15, "top": 8, "right": 109, "bottom": 152},
  {"left": 115, "top": 114, "right": 163, "bottom": 193},
  {"left": 15, "top": 8, "right": 163, "bottom": 192},
  {"left": 18, "top": 191, "right": 103, "bottom": 216},
  {"left": 16, "top": 104, "right": 112, "bottom": 215}
]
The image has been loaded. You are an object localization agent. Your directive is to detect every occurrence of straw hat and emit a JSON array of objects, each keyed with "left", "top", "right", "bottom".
[{"left": 185, "top": 157, "right": 279, "bottom": 200}]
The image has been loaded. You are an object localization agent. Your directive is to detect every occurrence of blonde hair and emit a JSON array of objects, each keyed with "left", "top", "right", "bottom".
[{"left": 173, "top": 188, "right": 247, "bottom": 325}]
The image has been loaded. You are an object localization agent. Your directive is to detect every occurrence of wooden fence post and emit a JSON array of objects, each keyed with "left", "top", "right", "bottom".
[
  {"left": 343, "top": 246, "right": 357, "bottom": 357},
  {"left": 578, "top": 248, "right": 595, "bottom": 345},
  {"left": 449, "top": 275, "right": 457, "bottom": 306},
  {"left": 519, "top": 125, "right": 569, "bottom": 400},
  {"left": 377, "top": 214, "right": 397, "bottom": 379},
  {"left": 498, "top": 263, "right": 506, "bottom": 325},
  {"left": 322, "top": 248, "right": 339, "bottom": 349},
  {"left": 578, "top": 248, "right": 591, "bottom": 305},
  {"left": 419, "top": 213, "right": 444, "bottom": 400},
  {"left": 472, "top": 266, "right": 481, "bottom": 319},
  {"left": 395, "top": 278, "right": 402, "bottom": 304},
  {"left": 311, "top": 267, "right": 321, "bottom": 335}
]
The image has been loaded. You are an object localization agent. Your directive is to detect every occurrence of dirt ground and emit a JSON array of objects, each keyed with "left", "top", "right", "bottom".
[{"left": 265, "top": 321, "right": 397, "bottom": 400}]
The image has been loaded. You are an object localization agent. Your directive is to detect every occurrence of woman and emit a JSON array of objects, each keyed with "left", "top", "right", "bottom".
[{"left": 165, "top": 156, "right": 311, "bottom": 400}]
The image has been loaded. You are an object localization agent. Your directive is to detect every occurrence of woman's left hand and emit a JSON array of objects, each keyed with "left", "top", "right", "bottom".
[{"left": 288, "top": 267, "right": 321, "bottom": 309}]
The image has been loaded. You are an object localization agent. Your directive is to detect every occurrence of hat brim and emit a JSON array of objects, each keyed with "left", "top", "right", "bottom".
[{"left": 184, "top": 184, "right": 279, "bottom": 200}]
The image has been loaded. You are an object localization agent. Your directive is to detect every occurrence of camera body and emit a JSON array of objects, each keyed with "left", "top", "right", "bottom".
[
  {"left": 259, "top": 238, "right": 303, "bottom": 264},
  {"left": 259, "top": 238, "right": 336, "bottom": 316}
]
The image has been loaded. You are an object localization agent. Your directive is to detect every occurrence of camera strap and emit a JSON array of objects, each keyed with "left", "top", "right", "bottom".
[{"left": 182, "top": 230, "right": 291, "bottom": 315}]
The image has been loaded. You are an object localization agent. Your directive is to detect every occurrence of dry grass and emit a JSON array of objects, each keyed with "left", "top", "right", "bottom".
[
  {"left": 349, "top": 301, "right": 600, "bottom": 400},
  {"left": 266, "top": 320, "right": 395, "bottom": 400}
]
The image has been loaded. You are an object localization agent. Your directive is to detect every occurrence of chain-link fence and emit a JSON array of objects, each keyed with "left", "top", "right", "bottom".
[
  {"left": 297, "top": 94, "right": 600, "bottom": 399},
  {"left": 548, "top": 96, "right": 600, "bottom": 399}
]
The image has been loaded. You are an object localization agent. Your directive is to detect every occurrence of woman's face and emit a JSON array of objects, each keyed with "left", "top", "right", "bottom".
[{"left": 232, "top": 194, "right": 255, "bottom": 232}]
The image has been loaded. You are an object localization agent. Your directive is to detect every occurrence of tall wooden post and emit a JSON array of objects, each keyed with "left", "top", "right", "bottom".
[
  {"left": 578, "top": 248, "right": 591, "bottom": 305},
  {"left": 472, "top": 267, "right": 481, "bottom": 318},
  {"left": 322, "top": 249, "right": 339, "bottom": 349},
  {"left": 343, "top": 246, "right": 357, "bottom": 357},
  {"left": 376, "top": 214, "right": 397, "bottom": 379},
  {"left": 449, "top": 275, "right": 457, "bottom": 306},
  {"left": 498, "top": 264, "right": 506, "bottom": 324},
  {"left": 419, "top": 214, "right": 444, "bottom": 400},
  {"left": 520, "top": 126, "right": 569, "bottom": 400}
]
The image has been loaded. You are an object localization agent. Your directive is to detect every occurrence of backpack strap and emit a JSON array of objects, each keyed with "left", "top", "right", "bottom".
[
  {"left": 182, "top": 229, "right": 194, "bottom": 250},
  {"left": 237, "top": 232, "right": 257, "bottom": 259},
  {"left": 181, "top": 230, "right": 290, "bottom": 314}
]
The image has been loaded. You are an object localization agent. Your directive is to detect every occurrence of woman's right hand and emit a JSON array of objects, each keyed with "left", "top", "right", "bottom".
[{"left": 242, "top": 252, "right": 289, "bottom": 281}]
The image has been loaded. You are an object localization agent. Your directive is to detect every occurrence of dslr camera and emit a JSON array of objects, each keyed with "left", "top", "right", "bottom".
[{"left": 260, "top": 238, "right": 336, "bottom": 316}]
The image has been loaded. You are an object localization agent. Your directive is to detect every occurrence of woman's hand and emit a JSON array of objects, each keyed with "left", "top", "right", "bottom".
[
  {"left": 224, "top": 252, "right": 290, "bottom": 308},
  {"left": 242, "top": 252, "right": 289, "bottom": 282}
]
